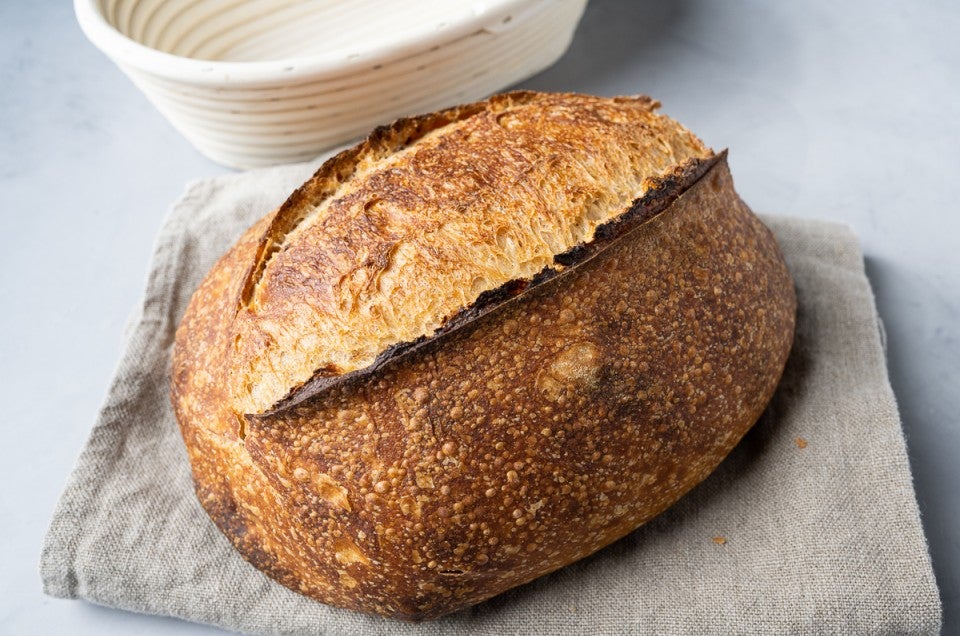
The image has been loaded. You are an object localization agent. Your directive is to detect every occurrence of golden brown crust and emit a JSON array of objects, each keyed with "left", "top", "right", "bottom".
[
  {"left": 227, "top": 91, "right": 710, "bottom": 414},
  {"left": 265, "top": 152, "right": 723, "bottom": 415},
  {"left": 171, "top": 92, "right": 796, "bottom": 620}
]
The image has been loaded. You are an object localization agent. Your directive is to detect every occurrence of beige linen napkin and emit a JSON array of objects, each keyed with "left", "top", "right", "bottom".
[{"left": 40, "top": 157, "right": 942, "bottom": 634}]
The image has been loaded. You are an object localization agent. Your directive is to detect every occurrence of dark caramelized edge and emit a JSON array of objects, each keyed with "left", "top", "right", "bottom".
[{"left": 252, "top": 151, "right": 724, "bottom": 419}]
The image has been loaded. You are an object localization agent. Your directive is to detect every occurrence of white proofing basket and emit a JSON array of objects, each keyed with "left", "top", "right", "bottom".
[{"left": 75, "top": 0, "right": 588, "bottom": 169}]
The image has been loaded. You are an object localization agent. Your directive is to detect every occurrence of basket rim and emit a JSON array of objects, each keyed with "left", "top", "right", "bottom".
[{"left": 74, "top": 0, "right": 553, "bottom": 86}]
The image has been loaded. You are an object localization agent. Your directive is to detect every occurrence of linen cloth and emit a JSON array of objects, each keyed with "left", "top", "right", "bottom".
[{"left": 41, "top": 157, "right": 942, "bottom": 634}]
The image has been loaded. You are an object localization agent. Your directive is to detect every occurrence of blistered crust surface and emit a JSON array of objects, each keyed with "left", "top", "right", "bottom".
[
  {"left": 230, "top": 92, "right": 710, "bottom": 413},
  {"left": 172, "top": 148, "right": 796, "bottom": 619}
]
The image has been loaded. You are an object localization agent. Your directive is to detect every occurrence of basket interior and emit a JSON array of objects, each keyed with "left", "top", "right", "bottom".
[{"left": 97, "top": 0, "right": 524, "bottom": 62}]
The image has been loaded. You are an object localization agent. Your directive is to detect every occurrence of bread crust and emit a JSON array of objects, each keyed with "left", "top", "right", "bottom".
[
  {"left": 226, "top": 91, "right": 710, "bottom": 414},
  {"left": 171, "top": 92, "right": 796, "bottom": 620},
  {"left": 265, "top": 152, "right": 722, "bottom": 415}
]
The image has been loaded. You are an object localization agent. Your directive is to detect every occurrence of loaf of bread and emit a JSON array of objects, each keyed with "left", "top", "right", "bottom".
[{"left": 171, "top": 91, "right": 796, "bottom": 620}]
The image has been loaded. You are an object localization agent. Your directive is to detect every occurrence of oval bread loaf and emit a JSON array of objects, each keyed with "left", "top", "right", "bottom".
[{"left": 171, "top": 91, "right": 796, "bottom": 620}]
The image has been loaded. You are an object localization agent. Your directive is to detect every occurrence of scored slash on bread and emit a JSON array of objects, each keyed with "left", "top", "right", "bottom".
[
  {"left": 264, "top": 152, "right": 722, "bottom": 416},
  {"left": 171, "top": 91, "right": 796, "bottom": 620},
  {"left": 229, "top": 91, "right": 710, "bottom": 416}
]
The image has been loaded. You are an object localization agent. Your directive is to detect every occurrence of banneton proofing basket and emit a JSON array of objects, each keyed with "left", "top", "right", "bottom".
[{"left": 75, "top": 0, "right": 588, "bottom": 169}]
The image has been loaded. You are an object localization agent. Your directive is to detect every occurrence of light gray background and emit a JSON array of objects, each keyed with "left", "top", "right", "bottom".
[{"left": 1, "top": 1, "right": 957, "bottom": 634}]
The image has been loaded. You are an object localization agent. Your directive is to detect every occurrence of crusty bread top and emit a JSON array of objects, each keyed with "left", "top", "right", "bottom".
[{"left": 230, "top": 92, "right": 712, "bottom": 414}]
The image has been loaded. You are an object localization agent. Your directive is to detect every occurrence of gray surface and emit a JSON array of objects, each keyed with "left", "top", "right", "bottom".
[{"left": 1, "top": 0, "right": 956, "bottom": 633}]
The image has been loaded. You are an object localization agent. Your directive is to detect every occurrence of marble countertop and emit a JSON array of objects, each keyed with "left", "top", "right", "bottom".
[{"left": 2, "top": 1, "right": 956, "bottom": 633}]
